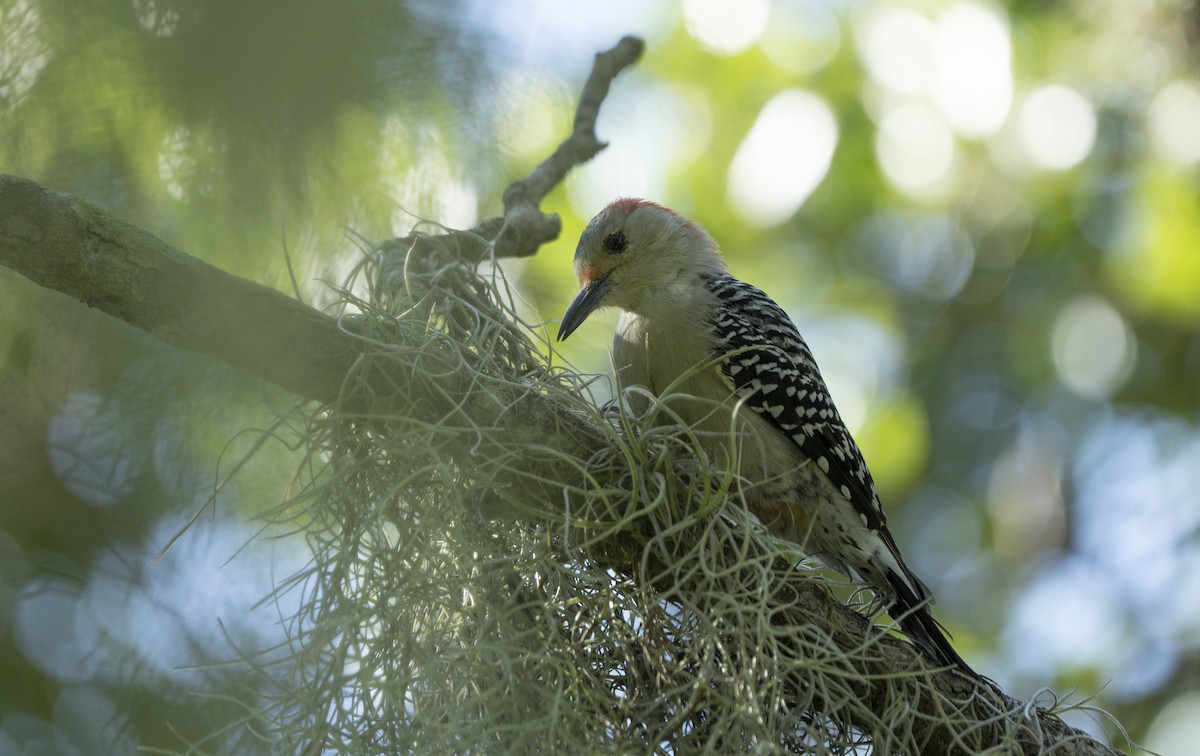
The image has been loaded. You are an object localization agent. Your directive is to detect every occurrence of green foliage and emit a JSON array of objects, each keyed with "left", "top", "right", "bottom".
[{"left": 3, "top": 0, "right": 1199, "bottom": 750}]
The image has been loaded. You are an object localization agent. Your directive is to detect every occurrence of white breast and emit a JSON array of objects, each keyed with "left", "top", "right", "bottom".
[{"left": 612, "top": 309, "right": 801, "bottom": 503}]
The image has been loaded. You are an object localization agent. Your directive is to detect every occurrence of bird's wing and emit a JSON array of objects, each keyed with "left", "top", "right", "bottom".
[
  {"left": 702, "top": 273, "right": 888, "bottom": 537},
  {"left": 703, "top": 274, "right": 979, "bottom": 674}
]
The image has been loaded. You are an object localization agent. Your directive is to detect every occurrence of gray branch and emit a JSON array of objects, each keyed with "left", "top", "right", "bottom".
[
  {"left": 493, "top": 35, "right": 644, "bottom": 259},
  {"left": 394, "top": 35, "right": 645, "bottom": 264}
]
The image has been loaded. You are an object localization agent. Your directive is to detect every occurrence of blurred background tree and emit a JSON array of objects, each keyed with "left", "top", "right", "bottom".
[{"left": 1, "top": 0, "right": 1199, "bottom": 752}]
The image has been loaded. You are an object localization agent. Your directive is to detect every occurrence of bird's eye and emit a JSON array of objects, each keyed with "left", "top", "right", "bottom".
[{"left": 603, "top": 231, "right": 628, "bottom": 253}]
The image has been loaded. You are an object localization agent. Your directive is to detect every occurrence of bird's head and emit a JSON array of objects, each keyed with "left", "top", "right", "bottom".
[{"left": 557, "top": 198, "right": 724, "bottom": 341}]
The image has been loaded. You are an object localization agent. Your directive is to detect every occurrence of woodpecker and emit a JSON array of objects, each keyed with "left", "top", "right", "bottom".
[{"left": 557, "top": 198, "right": 974, "bottom": 676}]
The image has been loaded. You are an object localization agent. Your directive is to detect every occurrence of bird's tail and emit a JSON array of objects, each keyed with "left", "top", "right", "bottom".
[{"left": 883, "top": 569, "right": 978, "bottom": 678}]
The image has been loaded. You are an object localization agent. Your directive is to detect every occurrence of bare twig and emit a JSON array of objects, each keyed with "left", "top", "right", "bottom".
[
  {"left": 494, "top": 35, "right": 645, "bottom": 259},
  {"left": 393, "top": 35, "right": 644, "bottom": 263}
]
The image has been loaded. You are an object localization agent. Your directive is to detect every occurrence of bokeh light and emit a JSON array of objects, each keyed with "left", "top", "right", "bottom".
[
  {"left": 1017, "top": 85, "right": 1097, "bottom": 171},
  {"left": 570, "top": 80, "right": 713, "bottom": 215},
  {"left": 1050, "top": 296, "right": 1135, "bottom": 398},
  {"left": 133, "top": 0, "right": 181, "bottom": 37},
  {"left": 1147, "top": 692, "right": 1200, "bottom": 756},
  {"left": 14, "top": 579, "right": 100, "bottom": 683},
  {"left": 986, "top": 424, "right": 1066, "bottom": 562},
  {"left": 759, "top": 0, "right": 840, "bottom": 76},
  {"left": 875, "top": 103, "right": 958, "bottom": 196},
  {"left": 727, "top": 89, "right": 837, "bottom": 226},
  {"left": 0, "top": 0, "right": 48, "bottom": 108},
  {"left": 856, "top": 5, "right": 935, "bottom": 96},
  {"left": 1147, "top": 80, "right": 1200, "bottom": 166},
  {"left": 1000, "top": 555, "right": 1128, "bottom": 680},
  {"left": 682, "top": 0, "right": 769, "bottom": 56},
  {"left": 855, "top": 212, "right": 975, "bottom": 300},
  {"left": 46, "top": 392, "right": 141, "bottom": 508},
  {"left": 932, "top": 3, "right": 1012, "bottom": 139}
]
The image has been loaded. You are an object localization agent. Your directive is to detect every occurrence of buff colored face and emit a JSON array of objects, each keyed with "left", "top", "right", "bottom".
[
  {"left": 558, "top": 199, "right": 717, "bottom": 340},
  {"left": 557, "top": 220, "right": 629, "bottom": 340}
]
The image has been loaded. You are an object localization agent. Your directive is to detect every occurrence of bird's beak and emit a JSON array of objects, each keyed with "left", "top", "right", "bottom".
[{"left": 557, "top": 271, "right": 612, "bottom": 341}]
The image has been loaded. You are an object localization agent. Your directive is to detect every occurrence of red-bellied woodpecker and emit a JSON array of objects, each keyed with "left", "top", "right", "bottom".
[{"left": 557, "top": 197, "right": 975, "bottom": 676}]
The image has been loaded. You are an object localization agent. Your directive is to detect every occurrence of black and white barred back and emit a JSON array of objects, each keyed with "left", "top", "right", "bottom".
[
  {"left": 703, "top": 273, "right": 884, "bottom": 531},
  {"left": 700, "top": 272, "right": 973, "bottom": 674}
]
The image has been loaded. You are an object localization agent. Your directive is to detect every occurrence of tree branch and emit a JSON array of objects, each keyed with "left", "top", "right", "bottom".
[
  {"left": 0, "top": 174, "right": 357, "bottom": 401},
  {"left": 493, "top": 35, "right": 644, "bottom": 259},
  {"left": 386, "top": 34, "right": 644, "bottom": 264}
]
